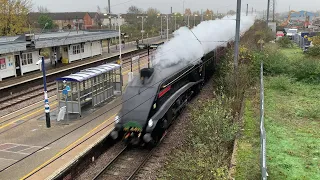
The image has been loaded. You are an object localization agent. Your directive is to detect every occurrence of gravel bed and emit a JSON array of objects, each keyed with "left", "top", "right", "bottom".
[
  {"left": 134, "top": 78, "right": 216, "bottom": 180},
  {"left": 0, "top": 90, "right": 56, "bottom": 117},
  {"left": 76, "top": 142, "right": 127, "bottom": 180}
]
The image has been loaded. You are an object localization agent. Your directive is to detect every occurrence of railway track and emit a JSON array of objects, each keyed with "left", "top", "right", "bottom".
[
  {"left": 93, "top": 132, "right": 166, "bottom": 180},
  {"left": 0, "top": 82, "right": 56, "bottom": 111},
  {"left": 92, "top": 145, "right": 152, "bottom": 180},
  {"left": 0, "top": 50, "right": 154, "bottom": 112}
]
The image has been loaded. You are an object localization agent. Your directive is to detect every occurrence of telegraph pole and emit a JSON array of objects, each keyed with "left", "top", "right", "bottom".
[
  {"left": 246, "top": 4, "right": 248, "bottom": 16},
  {"left": 137, "top": 16, "right": 148, "bottom": 43},
  {"left": 273, "top": 0, "right": 275, "bottom": 22},
  {"left": 267, "top": 0, "right": 270, "bottom": 26},
  {"left": 118, "top": 14, "right": 122, "bottom": 64},
  {"left": 108, "top": 0, "right": 111, "bottom": 29},
  {"left": 234, "top": 0, "right": 241, "bottom": 70},
  {"left": 167, "top": 14, "right": 169, "bottom": 41}
]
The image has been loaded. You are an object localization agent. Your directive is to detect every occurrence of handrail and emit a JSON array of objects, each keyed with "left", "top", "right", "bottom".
[{"left": 260, "top": 60, "right": 267, "bottom": 180}]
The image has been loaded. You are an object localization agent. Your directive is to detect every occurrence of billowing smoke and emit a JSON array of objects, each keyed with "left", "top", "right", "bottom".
[{"left": 152, "top": 14, "right": 255, "bottom": 68}]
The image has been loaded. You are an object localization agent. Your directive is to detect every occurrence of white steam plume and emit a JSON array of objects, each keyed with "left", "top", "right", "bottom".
[{"left": 152, "top": 14, "right": 255, "bottom": 68}]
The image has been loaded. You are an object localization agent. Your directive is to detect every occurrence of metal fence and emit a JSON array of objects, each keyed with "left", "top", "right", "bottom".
[{"left": 260, "top": 61, "right": 267, "bottom": 180}]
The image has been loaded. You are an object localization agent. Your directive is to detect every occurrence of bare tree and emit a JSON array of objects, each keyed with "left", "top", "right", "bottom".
[
  {"left": 104, "top": 6, "right": 110, "bottom": 14},
  {"left": 127, "top": 5, "right": 143, "bottom": 14},
  {"left": 38, "top": 5, "right": 49, "bottom": 13},
  {"left": 95, "top": 6, "right": 103, "bottom": 27}
]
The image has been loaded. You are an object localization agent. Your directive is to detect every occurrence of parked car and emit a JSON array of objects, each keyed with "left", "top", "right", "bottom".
[
  {"left": 276, "top": 31, "right": 285, "bottom": 41},
  {"left": 286, "top": 28, "right": 298, "bottom": 40}
]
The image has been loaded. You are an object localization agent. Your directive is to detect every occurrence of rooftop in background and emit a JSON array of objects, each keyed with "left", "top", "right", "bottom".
[
  {"left": 0, "top": 30, "right": 119, "bottom": 54},
  {"left": 28, "top": 12, "right": 96, "bottom": 21}
]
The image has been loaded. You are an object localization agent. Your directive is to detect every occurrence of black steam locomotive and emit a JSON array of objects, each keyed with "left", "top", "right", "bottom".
[{"left": 109, "top": 49, "right": 218, "bottom": 146}]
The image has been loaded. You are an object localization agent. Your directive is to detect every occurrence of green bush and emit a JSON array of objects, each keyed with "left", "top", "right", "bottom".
[
  {"left": 160, "top": 95, "right": 238, "bottom": 180},
  {"left": 306, "top": 46, "right": 320, "bottom": 56},
  {"left": 268, "top": 75, "right": 293, "bottom": 91},
  {"left": 262, "top": 44, "right": 291, "bottom": 75},
  {"left": 278, "top": 36, "right": 294, "bottom": 48},
  {"left": 291, "top": 58, "right": 320, "bottom": 83}
]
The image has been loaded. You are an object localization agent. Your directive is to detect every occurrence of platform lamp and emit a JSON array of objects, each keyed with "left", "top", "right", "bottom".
[
  {"left": 37, "top": 22, "right": 51, "bottom": 128},
  {"left": 41, "top": 49, "right": 51, "bottom": 128},
  {"left": 194, "top": 14, "right": 198, "bottom": 27}
]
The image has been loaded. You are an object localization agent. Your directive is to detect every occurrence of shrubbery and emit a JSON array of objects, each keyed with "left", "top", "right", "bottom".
[
  {"left": 261, "top": 44, "right": 320, "bottom": 84},
  {"left": 160, "top": 95, "right": 238, "bottom": 179},
  {"left": 291, "top": 58, "right": 320, "bottom": 83},
  {"left": 261, "top": 44, "right": 291, "bottom": 75},
  {"left": 278, "top": 36, "right": 294, "bottom": 48},
  {"left": 306, "top": 45, "right": 320, "bottom": 56}
]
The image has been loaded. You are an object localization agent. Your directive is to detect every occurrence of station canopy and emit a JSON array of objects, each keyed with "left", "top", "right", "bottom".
[{"left": 56, "top": 63, "right": 120, "bottom": 82}]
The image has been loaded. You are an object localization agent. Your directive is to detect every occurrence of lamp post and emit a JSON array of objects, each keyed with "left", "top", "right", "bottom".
[
  {"left": 207, "top": 12, "right": 213, "bottom": 20},
  {"left": 137, "top": 16, "right": 148, "bottom": 43},
  {"left": 42, "top": 57, "right": 51, "bottom": 128},
  {"left": 105, "top": 14, "right": 122, "bottom": 64},
  {"left": 167, "top": 14, "right": 169, "bottom": 41},
  {"left": 194, "top": 14, "right": 198, "bottom": 27},
  {"left": 157, "top": 14, "right": 167, "bottom": 39},
  {"left": 117, "top": 15, "right": 122, "bottom": 65},
  {"left": 37, "top": 22, "right": 51, "bottom": 128}
]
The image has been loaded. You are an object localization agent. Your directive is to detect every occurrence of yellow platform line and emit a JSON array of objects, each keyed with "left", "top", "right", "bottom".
[
  {"left": 0, "top": 102, "right": 58, "bottom": 130},
  {"left": 20, "top": 114, "right": 116, "bottom": 180}
]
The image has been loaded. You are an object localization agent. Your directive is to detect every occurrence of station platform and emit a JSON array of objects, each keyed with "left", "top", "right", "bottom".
[
  {"left": 0, "top": 52, "right": 151, "bottom": 180},
  {"left": 0, "top": 36, "right": 164, "bottom": 91}
]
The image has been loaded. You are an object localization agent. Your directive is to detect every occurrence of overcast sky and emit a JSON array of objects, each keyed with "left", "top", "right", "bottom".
[{"left": 32, "top": 0, "right": 320, "bottom": 14}]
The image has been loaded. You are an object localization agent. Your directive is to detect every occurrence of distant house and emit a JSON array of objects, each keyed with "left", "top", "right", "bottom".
[
  {"left": 28, "top": 12, "right": 101, "bottom": 30},
  {"left": 102, "top": 14, "right": 126, "bottom": 30}
]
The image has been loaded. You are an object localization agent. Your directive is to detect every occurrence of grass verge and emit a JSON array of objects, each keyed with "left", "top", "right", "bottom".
[
  {"left": 158, "top": 94, "right": 239, "bottom": 179},
  {"left": 265, "top": 75, "right": 320, "bottom": 179},
  {"left": 234, "top": 91, "right": 261, "bottom": 179}
]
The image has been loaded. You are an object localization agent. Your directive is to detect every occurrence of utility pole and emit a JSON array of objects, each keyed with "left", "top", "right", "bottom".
[
  {"left": 137, "top": 16, "right": 148, "bottom": 43},
  {"left": 187, "top": 15, "right": 190, "bottom": 27},
  {"left": 267, "top": 0, "right": 270, "bottom": 26},
  {"left": 108, "top": 0, "right": 111, "bottom": 29},
  {"left": 118, "top": 14, "right": 122, "bottom": 65},
  {"left": 182, "top": 0, "right": 185, "bottom": 25},
  {"left": 246, "top": 4, "right": 248, "bottom": 16},
  {"left": 201, "top": 9, "right": 203, "bottom": 21},
  {"left": 174, "top": 13, "right": 177, "bottom": 30},
  {"left": 182, "top": 0, "right": 185, "bottom": 14},
  {"left": 252, "top": 7, "right": 254, "bottom": 14},
  {"left": 167, "top": 14, "right": 169, "bottom": 41},
  {"left": 234, "top": 0, "right": 241, "bottom": 70},
  {"left": 273, "top": 0, "right": 275, "bottom": 22}
]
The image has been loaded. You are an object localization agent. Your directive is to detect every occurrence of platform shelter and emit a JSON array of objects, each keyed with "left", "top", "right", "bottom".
[{"left": 56, "top": 63, "right": 122, "bottom": 116}]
